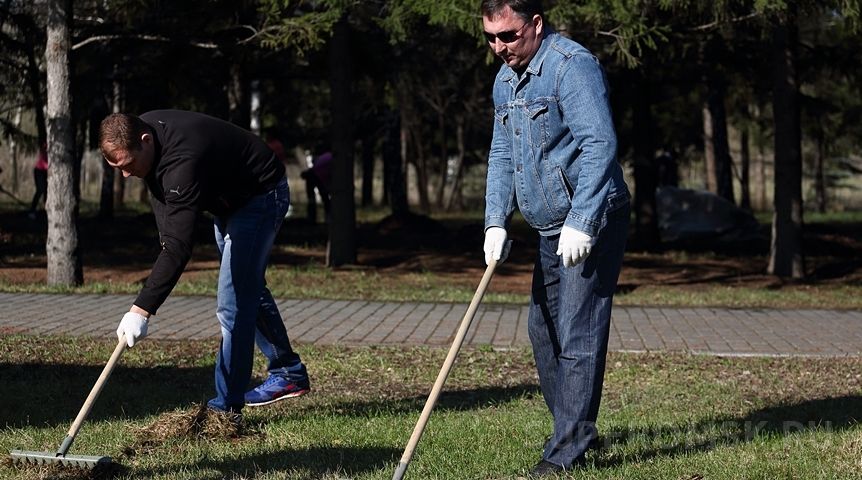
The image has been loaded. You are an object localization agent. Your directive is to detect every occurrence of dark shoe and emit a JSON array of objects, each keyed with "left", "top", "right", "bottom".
[
  {"left": 244, "top": 374, "right": 310, "bottom": 407},
  {"left": 529, "top": 459, "right": 564, "bottom": 477}
]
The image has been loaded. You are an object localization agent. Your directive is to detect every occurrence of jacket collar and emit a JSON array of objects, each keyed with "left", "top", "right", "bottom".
[{"left": 499, "top": 29, "right": 556, "bottom": 83}]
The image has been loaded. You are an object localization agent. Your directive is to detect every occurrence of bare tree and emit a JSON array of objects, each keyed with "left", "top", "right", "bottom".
[
  {"left": 768, "top": 2, "right": 804, "bottom": 279},
  {"left": 44, "top": 0, "right": 82, "bottom": 285}
]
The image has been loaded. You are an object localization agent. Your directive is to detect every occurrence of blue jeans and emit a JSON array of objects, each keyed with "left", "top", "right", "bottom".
[
  {"left": 207, "top": 176, "right": 306, "bottom": 413},
  {"left": 528, "top": 203, "right": 629, "bottom": 466}
]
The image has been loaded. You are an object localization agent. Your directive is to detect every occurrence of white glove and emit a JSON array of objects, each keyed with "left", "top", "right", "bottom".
[
  {"left": 483, "top": 226, "right": 511, "bottom": 266},
  {"left": 117, "top": 312, "right": 148, "bottom": 347},
  {"left": 556, "top": 226, "right": 596, "bottom": 268}
]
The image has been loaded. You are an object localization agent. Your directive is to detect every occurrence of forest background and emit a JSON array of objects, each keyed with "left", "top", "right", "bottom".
[{"left": 0, "top": 0, "right": 860, "bottom": 306}]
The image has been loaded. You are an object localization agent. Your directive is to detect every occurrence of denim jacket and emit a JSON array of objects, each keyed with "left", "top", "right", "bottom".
[{"left": 485, "top": 31, "right": 630, "bottom": 237}]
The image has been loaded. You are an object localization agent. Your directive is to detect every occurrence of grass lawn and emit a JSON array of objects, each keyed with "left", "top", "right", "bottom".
[
  {"left": 1, "top": 335, "right": 860, "bottom": 479},
  {"left": 2, "top": 203, "right": 861, "bottom": 309}
]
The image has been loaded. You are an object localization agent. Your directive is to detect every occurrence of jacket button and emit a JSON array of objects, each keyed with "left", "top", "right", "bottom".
[{"left": 515, "top": 128, "right": 521, "bottom": 135}]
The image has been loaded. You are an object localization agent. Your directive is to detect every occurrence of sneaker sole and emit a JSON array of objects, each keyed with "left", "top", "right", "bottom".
[{"left": 245, "top": 388, "right": 310, "bottom": 407}]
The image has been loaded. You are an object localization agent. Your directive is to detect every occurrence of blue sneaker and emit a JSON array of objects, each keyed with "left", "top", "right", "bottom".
[{"left": 245, "top": 375, "right": 310, "bottom": 407}]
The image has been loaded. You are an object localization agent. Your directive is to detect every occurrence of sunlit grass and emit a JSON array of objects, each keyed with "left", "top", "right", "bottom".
[
  {"left": 2, "top": 265, "right": 860, "bottom": 309},
  {"left": 1, "top": 335, "right": 860, "bottom": 479}
]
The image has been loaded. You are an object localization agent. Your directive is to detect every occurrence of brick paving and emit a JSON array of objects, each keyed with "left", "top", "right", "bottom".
[{"left": 0, "top": 292, "right": 860, "bottom": 357}]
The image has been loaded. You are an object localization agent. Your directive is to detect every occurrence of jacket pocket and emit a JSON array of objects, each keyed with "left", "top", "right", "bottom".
[
  {"left": 494, "top": 104, "right": 509, "bottom": 126},
  {"left": 526, "top": 100, "right": 548, "bottom": 148}
]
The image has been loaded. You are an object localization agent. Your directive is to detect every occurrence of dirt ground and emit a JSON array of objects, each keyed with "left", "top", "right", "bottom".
[{"left": 1, "top": 208, "right": 860, "bottom": 294}]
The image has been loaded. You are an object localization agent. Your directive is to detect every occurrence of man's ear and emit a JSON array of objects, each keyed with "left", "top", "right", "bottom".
[
  {"left": 533, "top": 14, "right": 543, "bottom": 36},
  {"left": 140, "top": 132, "right": 152, "bottom": 145}
]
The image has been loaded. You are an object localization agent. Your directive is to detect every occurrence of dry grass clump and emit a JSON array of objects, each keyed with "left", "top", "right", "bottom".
[{"left": 126, "top": 403, "right": 247, "bottom": 456}]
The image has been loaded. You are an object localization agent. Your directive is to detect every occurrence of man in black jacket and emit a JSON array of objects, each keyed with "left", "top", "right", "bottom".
[{"left": 100, "top": 110, "right": 310, "bottom": 415}]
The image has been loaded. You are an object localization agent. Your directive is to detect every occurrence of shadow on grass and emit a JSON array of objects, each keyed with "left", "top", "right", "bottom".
[
  {"left": 286, "top": 383, "right": 541, "bottom": 420},
  {"left": 130, "top": 445, "right": 399, "bottom": 479},
  {"left": 592, "top": 395, "right": 862, "bottom": 468},
  {"left": 1, "top": 363, "right": 212, "bottom": 427},
  {"left": 2, "top": 358, "right": 541, "bottom": 428}
]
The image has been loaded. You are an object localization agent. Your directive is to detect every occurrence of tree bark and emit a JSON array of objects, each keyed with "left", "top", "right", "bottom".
[
  {"left": 25, "top": 14, "right": 48, "bottom": 148},
  {"left": 228, "top": 61, "right": 249, "bottom": 129},
  {"left": 9, "top": 107, "right": 23, "bottom": 193},
  {"left": 814, "top": 127, "right": 827, "bottom": 213},
  {"left": 44, "top": 0, "right": 82, "bottom": 285},
  {"left": 739, "top": 127, "right": 751, "bottom": 211},
  {"left": 709, "top": 83, "right": 735, "bottom": 203},
  {"left": 768, "top": 4, "right": 805, "bottom": 279},
  {"left": 361, "top": 136, "right": 374, "bottom": 207},
  {"left": 100, "top": 66, "right": 122, "bottom": 218},
  {"left": 382, "top": 109, "right": 408, "bottom": 215},
  {"left": 756, "top": 136, "right": 767, "bottom": 211},
  {"left": 409, "top": 128, "right": 431, "bottom": 214},
  {"left": 702, "top": 103, "right": 717, "bottom": 193},
  {"left": 434, "top": 111, "right": 447, "bottom": 209},
  {"left": 326, "top": 15, "right": 356, "bottom": 267},
  {"left": 446, "top": 118, "right": 466, "bottom": 212}
]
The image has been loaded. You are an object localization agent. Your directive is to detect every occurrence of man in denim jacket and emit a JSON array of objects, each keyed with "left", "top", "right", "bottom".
[{"left": 481, "top": 0, "right": 631, "bottom": 475}]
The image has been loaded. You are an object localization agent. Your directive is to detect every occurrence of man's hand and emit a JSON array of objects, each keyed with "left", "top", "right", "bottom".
[
  {"left": 117, "top": 311, "right": 148, "bottom": 347},
  {"left": 483, "top": 226, "right": 511, "bottom": 266},
  {"left": 556, "top": 226, "right": 596, "bottom": 267}
]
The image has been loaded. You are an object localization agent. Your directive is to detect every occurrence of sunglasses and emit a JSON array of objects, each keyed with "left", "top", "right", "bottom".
[{"left": 483, "top": 22, "right": 529, "bottom": 44}]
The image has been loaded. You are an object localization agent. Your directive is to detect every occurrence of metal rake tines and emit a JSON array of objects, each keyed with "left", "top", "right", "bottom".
[{"left": 9, "top": 450, "right": 112, "bottom": 468}]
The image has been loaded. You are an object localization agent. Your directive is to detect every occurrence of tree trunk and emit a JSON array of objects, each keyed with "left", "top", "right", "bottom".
[
  {"left": 409, "top": 128, "right": 431, "bottom": 214},
  {"left": 704, "top": 78, "right": 734, "bottom": 203},
  {"left": 768, "top": 4, "right": 804, "bottom": 279},
  {"left": 382, "top": 109, "right": 408, "bottom": 215},
  {"left": 756, "top": 138, "right": 767, "bottom": 211},
  {"left": 326, "top": 15, "right": 356, "bottom": 267},
  {"left": 361, "top": 136, "right": 374, "bottom": 207},
  {"left": 814, "top": 127, "right": 826, "bottom": 213},
  {"left": 10, "top": 107, "right": 23, "bottom": 194},
  {"left": 44, "top": 0, "right": 82, "bottom": 285},
  {"left": 632, "top": 75, "right": 659, "bottom": 250},
  {"left": 100, "top": 67, "right": 122, "bottom": 218},
  {"left": 446, "top": 118, "right": 466, "bottom": 212},
  {"left": 26, "top": 20, "right": 48, "bottom": 148},
  {"left": 434, "top": 112, "right": 447, "bottom": 209},
  {"left": 249, "top": 79, "right": 261, "bottom": 136},
  {"left": 228, "top": 61, "right": 249, "bottom": 129},
  {"left": 702, "top": 103, "right": 717, "bottom": 193},
  {"left": 739, "top": 127, "right": 751, "bottom": 211}
]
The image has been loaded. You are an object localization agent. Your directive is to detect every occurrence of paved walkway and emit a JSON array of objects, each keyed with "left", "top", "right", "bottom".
[{"left": 0, "top": 293, "right": 859, "bottom": 357}]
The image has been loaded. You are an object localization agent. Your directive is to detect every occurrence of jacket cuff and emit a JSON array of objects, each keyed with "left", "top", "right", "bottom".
[
  {"left": 484, "top": 215, "right": 508, "bottom": 232},
  {"left": 564, "top": 212, "right": 599, "bottom": 237}
]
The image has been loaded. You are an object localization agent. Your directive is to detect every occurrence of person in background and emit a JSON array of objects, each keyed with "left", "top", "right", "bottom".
[
  {"left": 480, "top": 0, "right": 631, "bottom": 475},
  {"left": 99, "top": 110, "right": 311, "bottom": 420},
  {"left": 28, "top": 144, "right": 48, "bottom": 219},
  {"left": 300, "top": 143, "right": 332, "bottom": 223}
]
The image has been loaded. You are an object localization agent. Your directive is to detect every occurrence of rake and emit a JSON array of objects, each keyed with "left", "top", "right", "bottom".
[
  {"left": 9, "top": 338, "right": 127, "bottom": 468},
  {"left": 392, "top": 259, "right": 498, "bottom": 480}
]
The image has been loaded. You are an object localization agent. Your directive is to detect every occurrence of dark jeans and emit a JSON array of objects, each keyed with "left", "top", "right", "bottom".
[
  {"left": 302, "top": 170, "right": 331, "bottom": 223},
  {"left": 30, "top": 168, "right": 47, "bottom": 212},
  {"left": 207, "top": 177, "right": 305, "bottom": 413},
  {"left": 527, "top": 203, "right": 630, "bottom": 467}
]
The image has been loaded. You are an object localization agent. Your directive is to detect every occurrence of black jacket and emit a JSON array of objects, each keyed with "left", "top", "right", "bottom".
[{"left": 135, "top": 110, "right": 285, "bottom": 314}]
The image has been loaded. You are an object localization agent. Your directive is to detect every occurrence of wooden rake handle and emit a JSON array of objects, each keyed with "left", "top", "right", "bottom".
[
  {"left": 57, "top": 338, "right": 127, "bottom": 457},
  {"left": 392, "top": 260, "right": 498, "bottom": 480}
]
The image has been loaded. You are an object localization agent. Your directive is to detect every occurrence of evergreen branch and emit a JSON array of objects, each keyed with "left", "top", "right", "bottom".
[{"left": 72, "top": 34, "right": 218, "bottom": 51}]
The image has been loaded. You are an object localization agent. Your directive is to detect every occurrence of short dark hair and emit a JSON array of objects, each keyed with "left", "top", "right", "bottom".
[
  {"left": 480, "top": 0, "right": 544, "bottom": 22},
  {"left": 99, "top": 113, "right": 150, "bottom": 157}
]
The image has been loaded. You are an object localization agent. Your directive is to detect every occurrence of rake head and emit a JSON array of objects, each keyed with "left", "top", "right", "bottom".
[{"left": 8, "top": 450, "right": 112, "bottom": 469}]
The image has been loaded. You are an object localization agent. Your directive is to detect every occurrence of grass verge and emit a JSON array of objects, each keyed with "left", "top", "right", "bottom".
[
  {"left": 2, "top": 268, "right": 862, "bottom": 309},
  {"left": 1, "top": 335, "right": 860, "bottom": 479}
]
